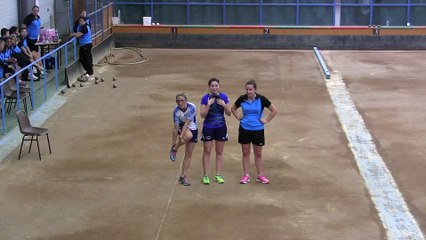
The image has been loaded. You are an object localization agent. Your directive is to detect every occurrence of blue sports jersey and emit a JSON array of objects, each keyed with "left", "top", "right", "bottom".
[
  {"left": 18, "top": 37, "right": 27, "bottom": 48},
  {"left": 234, "top": 93, "right": 271, "bottom": 131},
  {"left": 173, "top": 102, "right": 197, "bottom": 131},
  {"left": 0, "top": 49, "right": 12, "bottom": 60},
  {"left": 0, "top": 64, "right": 4, "bottom": 78},
  {"left": 201, "top": 92, "right": 229, "bottom": 129},
  {"left": 0, "top": 52, "right": 5, "bottom": 62},
  {"left": 77, "top": 24, "right": 92, "bottom": 46},
  {"left": 11, "top": 45, "right": 22, "bottom": 54},
  {"left": 27, "top": 17, "right": 41, "bottom": 40},
  {"left": 0, "top": 51, "right": 8, "bottom": 77}
]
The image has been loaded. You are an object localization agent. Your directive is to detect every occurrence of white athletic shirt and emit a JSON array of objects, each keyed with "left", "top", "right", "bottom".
[{"left": 173, "top": 102, "right": 197, "bottom": 131}]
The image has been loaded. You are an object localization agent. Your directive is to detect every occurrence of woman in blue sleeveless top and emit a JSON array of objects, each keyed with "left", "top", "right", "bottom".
[{"left": 72, "top": 17, "right": 94, "bottom": 78}]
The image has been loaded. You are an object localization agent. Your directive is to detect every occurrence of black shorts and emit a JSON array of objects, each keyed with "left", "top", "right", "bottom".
[
  {"left": 179, "top": 127, "right": 198, "bottom": 143},
  {"left": 201, "top": 125, "right": 228, "bottom": 142},
  {"left": 238, "top": 126, "right": 265, "bottom": 146},
  {"left": 26, "top": 38, "right": 39, "bottom": 52}
]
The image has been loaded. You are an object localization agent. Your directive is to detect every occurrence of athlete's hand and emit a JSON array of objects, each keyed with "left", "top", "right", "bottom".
[
  {"left": 207, "top": 97, "right": 215, "bottom": 106},
  {"left": 260, "top": 118, "right": 268, "bottom": 124},
  {"left": 216, "top": 98, "right": 226, "bottom": 106}
]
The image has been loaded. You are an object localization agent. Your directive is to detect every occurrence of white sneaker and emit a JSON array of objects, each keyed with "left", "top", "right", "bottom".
[
  {"left": 28, "top": 73, "right": 38, "bottom": 80},
  {"left": 84, "top": 73, "right": 90, "bottom": 78}
]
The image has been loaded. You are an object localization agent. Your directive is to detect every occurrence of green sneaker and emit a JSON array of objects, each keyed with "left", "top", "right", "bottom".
[
  {"left": 214, "top": 174, "right": 225, "bottom": 184},
  {"left": 202, "top": 175, "right": 210, "bottom": 185}
]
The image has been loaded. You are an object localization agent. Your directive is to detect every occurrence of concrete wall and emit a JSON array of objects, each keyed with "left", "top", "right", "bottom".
[
  {"left": 114, "top": 33, "right": 426, "bottom": 50},
  {"left": 38, "top": 0, "right": 55, "bottom": 28},
  {"left": 0, "top": 0, "right": 18, "bottom": 29}
]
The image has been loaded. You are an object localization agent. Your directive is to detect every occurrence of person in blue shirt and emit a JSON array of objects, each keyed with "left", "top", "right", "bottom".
[
  {"left": 199, "top": 78, "right": 231, "bottom": 185},
  {"left": 73, "top": 10, "right": 92, "bottom": 73},
  {"left": 72, "top": 17, "right": 94, "bottom": 78},
  {"left": 231, "top": 79, "right": 278, "bottom": 184},
  {"left": 0, "top": 55, "right": 7, "bottom": 80},
  {"left": 9, "top": 35, "right": 38, "bottom": 81},
  {"left": 74, "top": 10, "right": 91, "bottom": 33},
  {"left": 19, "top": 28, "right": 44, "bottom": 74},
  {"left": 0, "top": 38, "right": 17, "bottom": 76},
  {"left": 1, "top": 28, "right": 10, "bottom": 39},
  {"left": 22, "top": 5, "right": 41, "bottom": 52},
  {"left": 8, "top": 26, "right": 19, "bottom": 36},
  {"left": 170, "top": 93, "right": 198, "bottom": 186}
]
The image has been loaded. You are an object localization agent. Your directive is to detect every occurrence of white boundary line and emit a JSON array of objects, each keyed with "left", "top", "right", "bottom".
[
  {"left": 323, "top": 63, "right": 424, "bottom": 239},
  {"left": 154, "top": 159, "right": 183, "bottom": 240}
]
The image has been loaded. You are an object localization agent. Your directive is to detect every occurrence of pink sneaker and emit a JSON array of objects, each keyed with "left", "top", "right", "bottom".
[
  {"left": 256, "top": 175, "right": 270, "bottom": 184},
  {"left": 240, "top": 174, "right": 250, "bottom": 184}
]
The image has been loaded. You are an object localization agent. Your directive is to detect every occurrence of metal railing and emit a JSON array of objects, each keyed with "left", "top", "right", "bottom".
[
  {"left": 0, "top": 37, "right": 78, "bottom": 134},
  {"left": 0, "top": 1, "right": 113, "bottom": 136}
]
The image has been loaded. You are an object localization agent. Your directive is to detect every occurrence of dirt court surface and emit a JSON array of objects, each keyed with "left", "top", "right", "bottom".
[
  {"left": 1, "top": 48, "right": 423, "bottom": 240},
  {"left": 323, "top": 50, "right": 426, "bottom": 234}
]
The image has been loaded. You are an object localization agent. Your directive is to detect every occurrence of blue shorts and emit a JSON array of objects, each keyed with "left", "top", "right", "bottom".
[{"left": 201, "top": 125, "right": 228, "bottom": 142}]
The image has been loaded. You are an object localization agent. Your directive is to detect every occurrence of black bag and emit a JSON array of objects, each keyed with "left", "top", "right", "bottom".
[{"left": 45, "top": 57, "right": 56, "bottom": 69}]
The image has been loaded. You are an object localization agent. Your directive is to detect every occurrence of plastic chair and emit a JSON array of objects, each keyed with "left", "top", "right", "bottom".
[
  {"left": 4, "top": 80, "right": 30, "bottom": 114},
  {"left": 16, "top": 111, "right": 52, "bottom": 160}
]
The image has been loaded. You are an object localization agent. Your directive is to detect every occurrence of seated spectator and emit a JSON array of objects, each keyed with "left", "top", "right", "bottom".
[
  {"left": 1, "top": 37, "right": 34, "bottom": 81},
  {"left": 10, "top": 34, "right": 40, "bottom": 79},
  {"left": 9, "top": 26, "right": 19, "bottom": 36},
  {"left": 1, "top": 28, "right": 10, "bottom": 39},
  {"left": 0, "top": 56, "right": 6, "bottom": 80},
  {"left": 0, "top": 50, "right": 28, "bottom": 88},
  {"left": 0, "top": 38, "right": 17, "bottom": 76},
  {"left": 0, "top": 69, "right": 12, "bottom": 82},
  {"left": 18, "top": 29, "right": 45, "bottom": 73}
]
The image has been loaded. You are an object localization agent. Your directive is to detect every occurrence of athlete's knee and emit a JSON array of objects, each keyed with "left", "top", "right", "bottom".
[{"left": 184, "top": 130, "right": 193, "bottom": 141}]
